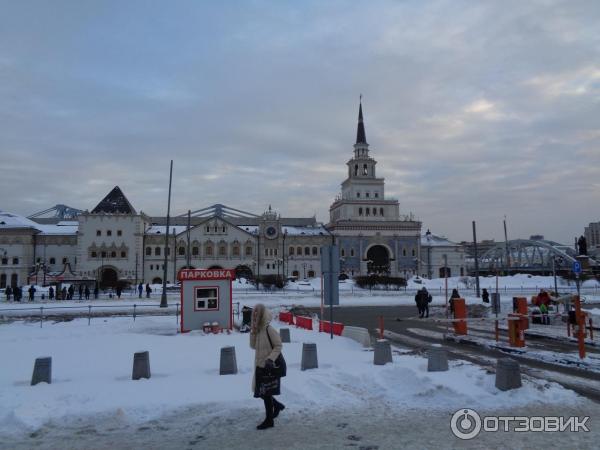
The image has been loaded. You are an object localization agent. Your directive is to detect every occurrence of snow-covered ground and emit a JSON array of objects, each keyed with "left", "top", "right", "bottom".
[{"left": 0, "top": 314, "right": 589, "bottom": 440}]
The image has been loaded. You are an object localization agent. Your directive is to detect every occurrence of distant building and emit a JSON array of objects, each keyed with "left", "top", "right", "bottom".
[
  {"left": 584, "top": 222, "right": 600, "bottom": 256},
  {"left": 421, "top": 230, "right": 466, "bottom": 279}
]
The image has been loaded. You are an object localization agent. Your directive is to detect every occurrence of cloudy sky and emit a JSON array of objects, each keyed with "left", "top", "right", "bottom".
[{"left": 1, "top": 0, "right": 598, "bottom": 243}]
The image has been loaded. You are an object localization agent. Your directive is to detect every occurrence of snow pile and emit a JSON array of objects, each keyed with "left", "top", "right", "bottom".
[{"left": 0, "top": 315, "right": 583, "bottom": 436}]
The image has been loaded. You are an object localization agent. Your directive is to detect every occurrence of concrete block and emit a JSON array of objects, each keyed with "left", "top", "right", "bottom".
[
  {"left": 373, "top": 339, "right": 393, "bottom": 365},
  {"left": 301, "top": 342, "right": 318, "bottom": 371},
  {"left": 342, "top": 326, "right": 372, "bottom": 348},
  {"left": 495, "top": 358, "right": 522, "bottom": 391},
  {"left": 132, "top": 351, "right": 151, "bottom": 380},
  {"left": 427, "top": 346, "right": 449, "bottom": 372},
  {"left": 219, "top": 346, "right": 238, "bottom": 375},
  {"left": 279, "top": 328, "right": 291, "bottom": 343},
  {"left": 31, "top": 357, "right": 52, "bottom": 385}
]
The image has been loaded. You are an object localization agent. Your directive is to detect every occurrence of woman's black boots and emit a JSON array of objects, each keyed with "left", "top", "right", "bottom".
[
  {"left": 257, "top": 396, "right": 274, "bottom": 430},
  {"left": 273, "top": 398, "right": 285, "bottom": 418}
]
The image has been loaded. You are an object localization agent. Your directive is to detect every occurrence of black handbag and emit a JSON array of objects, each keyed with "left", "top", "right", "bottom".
[{"left": 266, "top": 326, "right": 287, "bottom": 377}]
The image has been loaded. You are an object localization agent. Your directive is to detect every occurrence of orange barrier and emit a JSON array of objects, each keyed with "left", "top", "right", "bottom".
[
  {"left": 452, "top": 298, "right": 467, "bottom": 335},
  {"left": 319, "top": 320, "right": 344, "bottom": 336},
  {"left": 295, "top": 315, "right": 313, "bottom": 330},
  {"left": 508, "top": 313, "right": 526, "bottom": 347},
  {"left": 514, "top": 297, "right": 529, "bottom": 330},
  {"left": 279, "top": 311, "right": 294, "bottom": 325}
]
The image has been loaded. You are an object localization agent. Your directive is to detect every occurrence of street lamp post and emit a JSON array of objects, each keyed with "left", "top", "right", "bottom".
[{"left": 160, "top": 160, "right": 174, "bottom": 308}]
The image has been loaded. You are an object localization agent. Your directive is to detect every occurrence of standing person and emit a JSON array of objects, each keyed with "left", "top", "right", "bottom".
[
  {"left": 61, "top": 286, "right": 67, "bottom": 300},
  {"left": 84, "top": 285, "right": 90, "bottom": 300},
  {"left": 28, "top": 285, "right": 36, "bottom": 301},
  {"left": 116, "top": 285, "right": 122, "bottom": 299},
  {"left": 78, "top": 284, "right": 83, "bottom": 300},
  {"left": 250, "top": 304, "right": 285, "bottom": 430},
  {"left": 414, "top": 289, "right": 423, "bottom": 318},
  {"left": 5, "top": 285, "right": 12, "bottom": 301},
  {"left": 68, "top": 285, "right": 74, "bottom": 300},
  {"left": 14, "top": 286, "right": 21, "bottom": 302},
  {"left": 449, "top": 288, "right": 460, "bottom": 314},
  {"left": 422, "top": 287, "right": 432, "bottom": 318},
  {"left": 93, "top": 285, "right": 99, "bottom": 300},
  {"left": 48, "top": 286, "right": 54, "bottom": 300},
  {"left": 145, "top": 283, "right": 152, "bottom": 298},
  {"left": 481, "top": 288, "right": 490, "bottom": 304},
  {"left": 138, "top": 282, "right": 143, "bottom": 299},
  {"left": 539, "top": 302, "right": 549, "bottom": 325}
]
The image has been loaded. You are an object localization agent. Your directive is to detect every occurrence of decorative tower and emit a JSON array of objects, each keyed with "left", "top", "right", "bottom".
[{"left": 329, "top": 100, "right": 399, "bottom": 223}]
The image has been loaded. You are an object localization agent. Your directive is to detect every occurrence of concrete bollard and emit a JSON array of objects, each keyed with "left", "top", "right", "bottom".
[
  {"left": 31, "top": 357, "right": 52, "bottom": 385},
  {"left": 132, "top": 351, "right": 151, "bottom": 380},
  {"left": 373, "top": 339, "right": 393, "bottom": 365},
  {"left": 301, "top": 343, "right": 318, "bottom": 371},
  {"left": 219, "top": 346, "right": 238, "bottom": 375},
  {"left": 279, "top": 328, "right": 291, "bottom": 343},
  {"left": 427, "top": 346, "right": 449, "bottom": 372},
  {"left": 495, "top": 358, "right": 522, "bottom": 391}
]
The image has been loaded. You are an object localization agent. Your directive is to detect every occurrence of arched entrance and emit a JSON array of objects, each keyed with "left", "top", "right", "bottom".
[
  {"left": 366, "top": 245, "right": 390, "bottom": 274},
  {"left": 152, "top": 277, "right": 162, "bottom": 284},
  {"left": 235, "top": 265, "right": 253, "bottom": 280},
  {"left": 99, "top": 267, "right": 118, "bottom": 289},
  {"left": 439, "top": 267, "right": 451, "bottom": 278}
]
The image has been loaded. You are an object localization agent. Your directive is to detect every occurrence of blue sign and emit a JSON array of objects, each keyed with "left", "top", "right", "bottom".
[{"left": 573, "top": 261, "right": 582, "bottom": 275}]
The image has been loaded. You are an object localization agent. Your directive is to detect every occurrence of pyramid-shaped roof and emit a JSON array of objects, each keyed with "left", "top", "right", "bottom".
[{"left": 91, "top": 186, "right": 136, "bottom": 214}]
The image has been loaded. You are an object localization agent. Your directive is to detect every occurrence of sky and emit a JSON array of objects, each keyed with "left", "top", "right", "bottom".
[{"left": 0, "top": 0, "right": 599, "bottom": 244}]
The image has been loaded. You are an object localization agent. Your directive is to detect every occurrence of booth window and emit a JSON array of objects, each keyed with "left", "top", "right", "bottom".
[{"left": 194, "top": 287, "right": 219, "bottom": 311}]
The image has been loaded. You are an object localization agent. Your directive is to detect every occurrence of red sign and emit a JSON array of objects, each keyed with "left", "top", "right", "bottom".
[{"left": 178, "top": 269, "right": 235, "bottom": 281}]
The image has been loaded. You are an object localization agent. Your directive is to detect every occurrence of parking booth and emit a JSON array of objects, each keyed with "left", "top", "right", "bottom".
[{"left": 179, "top": 268, "right": 234, "bottom": 333}]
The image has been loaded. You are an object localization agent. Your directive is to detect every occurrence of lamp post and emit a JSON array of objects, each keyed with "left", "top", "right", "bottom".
[{"left": 160, "top": 160, "right": 173, "bottom": 308}]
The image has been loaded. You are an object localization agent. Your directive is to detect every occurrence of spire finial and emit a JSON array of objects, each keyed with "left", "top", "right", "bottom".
[{"left": 356, "top": 96, "right": 367, "bottom": 144}]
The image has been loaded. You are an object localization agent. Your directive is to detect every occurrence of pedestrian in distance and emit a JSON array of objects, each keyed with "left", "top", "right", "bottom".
[
  {"left": 116, "top": 285, "right": 122, "bottom": 299},
  {"left": 422, "top": 287, "right": 432, "bottom": 318},
  {"left": 62, "top": 286, "right": 68, "bottom": 300},
  {"left": 481, "top": 288, "right": 490, "bottom": 304},
  {"left": 250, "top": 303, "right": 285, "bottom": 430},
  {"left": 48, "top": 286, "right": 54, "bottom": 300},
  {"left": 68, "top": 285, "right": 74, "bottom": 300},
  {"left": 414, "top": 290, "right": 423, "bottom": 318},
  {"left": 14, "top": 286, "right": 22, "bottom": 302},
  {"left": 449, "top": 288, "right": 460, "bottom": 314},
  {"left": 138, "top": 282, "right": 143, "bottom": 299},
  {"left": 28, "top": 285, "right": 36, "bottom": 301},
  {"left": 5, "top": 285, "right": 12, "bottom": 301},
  {"left": 93, "top": 285, "right": 99, "bottom": 300},
  {"left": 539, "top": 302, "right": 549, "bottom": 325},
  {"left": 84, "top": 285, "right": 90, "bottom": 300},
  {"left": 145, "top": 283, "right": 152, "bottom": 298},
  {"left": 78, "top": 284, "right": 83, "bottom": 300}
]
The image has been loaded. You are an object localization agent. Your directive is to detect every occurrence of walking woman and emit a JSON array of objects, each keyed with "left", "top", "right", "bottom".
[{"left": 250, "top": 304, "right": 285, "bottom": 430}]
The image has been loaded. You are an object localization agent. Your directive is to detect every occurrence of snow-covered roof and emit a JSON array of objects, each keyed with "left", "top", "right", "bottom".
[
  {"left": 0, "top": 211, "right": 77, "bottom": 235},
  {"left": 145, "top": 225, "right": 190, "bottom": 235},
  {"left": 282, "top": 225, "right": 329, "bottom": 236},
  {"left": 421, "top": 232, "right": 461, "bottom": 247}
]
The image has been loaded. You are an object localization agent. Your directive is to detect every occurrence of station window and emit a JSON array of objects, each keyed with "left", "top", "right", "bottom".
[
  {"left": 107, "top": 230, "right": 112, "bottom": 237},
  {"left": 121, "top": 251, "right": 126, "bottom": 258},
  {"left": 13, "top": 258, "right": 19, "bottom": 265},
  {"left": 245, "top": 246, "right": 252, "bottom": 256},
  {"left": 289, "top": 246, "right": 295, "bottom": 256},
  {"left": 110, "top": 252, "right": 116, "bottom": 258},
  {"left": 62, "top": 257, "right": 68, "bottom": 264},
  {"left": 192, "top": 246, "right": 199, "bottom": 256},
  {"left": 96, "top": 230, "right": 101, "bottom": 236},
  {"left": 312, "top": 247, "right": 318, "bottom": 256},
  {"left": 350, "top": 249, "right": 355, "bottom": 257},
  {"left": 194, "top": 287, "right": 219, "bottom": 311},
  {"left": 359, "top": 207, "right": 363, "bottom": 216},
  {"left": 155, "top": 247, "right": 161, "bottom": 256},
  {"left": 304, "top": 247, "right": 310, "bottom": 256},
  {"left": 1, "top": 258, "right": 7, "bottom": 265},
  {"left": 50, "top": 257, "right": 56, "bottom": 264},
  {"left": 117, "top": 230, "right": 122, "bottom": 236},
  {"left": 91, "top": 251, "right": 97, "bottom": 258},
  {"left": 146, "top": 247, "right": 151, "bottom": 256}
]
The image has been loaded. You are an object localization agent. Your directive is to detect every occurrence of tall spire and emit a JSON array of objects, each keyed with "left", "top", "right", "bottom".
[{"left": 356, "top": 95, "right": 367, "bottom": 145}]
